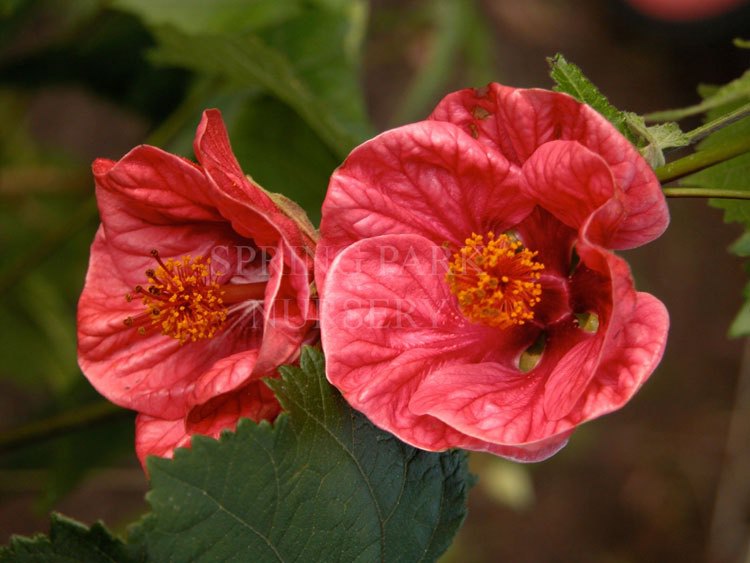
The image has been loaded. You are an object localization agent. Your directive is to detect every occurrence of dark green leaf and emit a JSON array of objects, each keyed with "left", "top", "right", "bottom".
[
  {"left": 548, "top": 53, "right": 637, "bottom": 144},
  {"left": 113, "top": 0, "right": 302, "bottom": 34},
  {"left": 690, "top": 152, "right": 750, "bottom": 226},
  {"left": 227, "top": 95, "right": 338, "bottom": 223},
  {"left": 729, "top": 231, "right": 750, "bottom": 256},
  {"left": 120, "top": 1, "right": 373, "bottom": 158},
  {"left": 0, "top": 513, "right": 142, "bottom": 563},
  {"left": 729, "top": 283, "right": 750, "bottom": 337},
  {"left": 135, "top": 347, "right": 470, "bottom": 563}
]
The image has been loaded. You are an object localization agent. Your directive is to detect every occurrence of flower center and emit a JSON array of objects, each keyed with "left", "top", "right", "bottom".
[
  {"left": 446, "top": 232, "right": 544, "bottom": 328},
  {"left": 123, "top": 249, "right": 265, "bottom": 344}
]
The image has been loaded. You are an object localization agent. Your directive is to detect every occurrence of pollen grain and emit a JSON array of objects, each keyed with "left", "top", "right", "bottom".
[{"left": 446, "top": 232, "right": 544, "bottom": 329}]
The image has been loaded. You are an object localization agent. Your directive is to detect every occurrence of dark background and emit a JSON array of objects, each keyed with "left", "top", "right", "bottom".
[{"left": 2, "top": 1, "right": 750, "bottom": 561}]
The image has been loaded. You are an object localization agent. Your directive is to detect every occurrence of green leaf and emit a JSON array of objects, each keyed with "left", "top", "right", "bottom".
[
  {"left": 0, "top": 513, "right": 141, "bottom": 563},
  {"left": 121, "top": 1, "right": 373, "bottom": 159},
  {"left": 135, "top": 347, "right": 470, "bottom": 563},
  {"left": 113, "top": 0, "right": 302, "bottom": 34},
  {"left": 690, "top": 152, "right": 750, "bottom": 226},
  {"left": 697, "top": 112, "right": 750, "bottom": 151},
  {"left": 644, "top": 69, "right": 750, "bottom": 122},
  {"left": 678, "top": 72, "right": 750, "bottom": 226},
  {"left": 227, "top": 94, "right": 339, "bottom": 224},
  {"left": 729, "top": 283, "right": 750, "bottom": 337},
  {"left": 624, "top": 113, "right": 689, "bottom": 168},
  {"left": 547, "top": 53, "right": 637, "bottom": 144},
  {"left": 729, "top": 231, "right": 750, "bottom": 256}
]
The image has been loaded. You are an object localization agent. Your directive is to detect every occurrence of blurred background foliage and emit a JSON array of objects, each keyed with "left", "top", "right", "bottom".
[{"left": 1, "top": 0, "right": 750, "bottom": 561}]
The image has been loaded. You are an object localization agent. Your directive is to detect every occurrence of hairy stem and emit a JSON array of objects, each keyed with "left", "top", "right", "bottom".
[
  {"left": 663, "top": 187, "right": 750, "bottom": 199},
  {"left": 656, "top": 136, "right": 750, "bottom": 183},
  {"left": 685, "top": 102, "right": 750, "bottom": 144}
]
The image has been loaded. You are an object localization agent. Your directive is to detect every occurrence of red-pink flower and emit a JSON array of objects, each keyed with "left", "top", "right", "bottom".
[
  {"left": 77, "top": 109, "right": 316, "bottom": 467},
  {"left": 316, "top": 84, "right": 669, "bottom": 461}
]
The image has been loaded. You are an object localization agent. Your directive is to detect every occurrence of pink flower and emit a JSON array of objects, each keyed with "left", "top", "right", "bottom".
[
  {"left": 316, "top": 84, "right": 669, "bottom": 461},
  {"left": 77, "top": 110, "right": 317, "bottom": 467}
]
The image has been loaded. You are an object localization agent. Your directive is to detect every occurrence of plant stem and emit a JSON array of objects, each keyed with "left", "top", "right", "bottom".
[
  {"left": 656, "top": 135, "right": 750, "bottom": 183},
  {"left": 684, "top": 102, "right": 750, "bottom": 144},
  {"left": 663, "top": 186, "right": 750, "bottom": 199},
  {"left": 0, "top": 401, "right": 130, "bottom": 455}
]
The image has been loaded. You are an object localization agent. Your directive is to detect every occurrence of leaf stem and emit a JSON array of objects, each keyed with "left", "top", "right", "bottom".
[
  {"left": 656, "top": 136, "right": 750, "bottom": 183},
  {"left": 684, "top": 101, "right": 750, "bottom": 143},
  {"left": 0, "top": 401, "right": 130, "bottom": 455},
  {"left": 663, "top": 186, "right": 750, "bottom": 199}
]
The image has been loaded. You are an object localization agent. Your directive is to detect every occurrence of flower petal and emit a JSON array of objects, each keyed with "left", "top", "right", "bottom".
[
  {"left": 193, "top": 110, "right": 315, "bottom": 322},
  {"left": 521, "top": 140, "right": 625, "bottom": 246},
  {"left": 194, "top": 109, "right": 317, "bottom": 253},
  {"left": 541, "top": 241, "right": 667, "bottom": 422},
  {"left": 134, "top": 381, "right": 281, "bottom": 470},
  {"left": 317, "top": 121, "right": 532, "bottom": 279},
  {"left": 408, "top": 362, "right": 572, "bottom": 458},
  {"left": 515, "top": 207, "right": 577, "bottom": 278},
  {"left": 77, "top": 227, "right": 270, "bottom": 419},
  {"left": 93, "top": 150, "right": 220, "bottom": 224},
  {"left": 186, "top": 381, "right": 281, "bottom": 437},
  {"left": 135, "top": 414, "right": 190, "bottom": 469},
  {"left": 579, "top": 292, "right": 668, "bottom": 419},
  {"left": 320, "top": 233, "right": 536, "bottom": 450},
  {"left": 430, "top": 84, "right": 669, "bottom": 248}
]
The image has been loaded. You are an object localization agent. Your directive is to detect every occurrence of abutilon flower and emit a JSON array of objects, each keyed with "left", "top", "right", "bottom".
[
  {"left": 316, "top": 83, "right": 670, "bottom": 461},
  {"left": 77, "top": 110, "right": 317, "bottom": 467}
]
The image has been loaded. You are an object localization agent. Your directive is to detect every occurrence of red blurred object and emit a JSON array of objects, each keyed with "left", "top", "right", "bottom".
[{"left": 624, "top": 0, "right": 748, "bottom": 21}]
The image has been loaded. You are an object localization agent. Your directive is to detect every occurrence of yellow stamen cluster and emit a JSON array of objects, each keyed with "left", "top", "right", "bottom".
[
  {"left": 137, "top": 251, "right": 227, "bottom": 344},
  {"left": 446, "top": 232, "right": 544, "bottom": 329}
]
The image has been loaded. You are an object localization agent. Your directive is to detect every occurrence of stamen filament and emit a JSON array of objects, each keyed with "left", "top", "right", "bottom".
[
  {"left": 446, "top": 232, "right": 544, "bottom": 329},
  {"left": 122, "top": 251, "right": 267, "bottom": 344}
]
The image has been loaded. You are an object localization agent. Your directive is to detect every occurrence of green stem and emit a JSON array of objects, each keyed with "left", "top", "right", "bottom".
[
  {"left": 656, "top": 135, "right": 750, "bottom": 183},
  {"left": 684, "top": 101, "right": 750, "bottom": 143},
  {"left": 0, "top": 401, "right": 130, "bottom": 455},
  {"left": 663, "top": 186, "right": 750, "bottom": 199}
]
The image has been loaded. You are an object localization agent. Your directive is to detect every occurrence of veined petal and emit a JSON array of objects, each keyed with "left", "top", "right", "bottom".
[
  {"left": 317, "top": 121, "right": 532, "bottom": 279},
  {"left": 194, "top": 109, "right": 317, "bottom": 253},
  {"left": 430, "top": 83, "right": 669, "bottom": 248},
  {"left": 408, "top": 362, "right": 573, "bottom": 453},
  {"left": 135, "top": 415, "right": 190, "bottom": 468},
  {"left": 134, "top": 382, "right": 281, "bottom": 471},
  {"left": 321, "top": 233, "right": 535, "bottom": 450},
  {"left": 78, "top": 110, "right": 316, "bottom": 449},
  {"left": 93, "top": 150, "right": 220, "bottom": 224},
  {"left": 522, "top": 140, "right": 625, "bottom": 245},
  {"left": 186, "top": 382, "right": 281, "bottom": 437}
]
